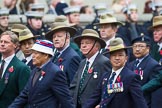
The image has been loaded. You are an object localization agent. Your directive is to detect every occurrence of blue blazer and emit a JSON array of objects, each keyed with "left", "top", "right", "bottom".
[
  {"left": 9, "top": 61, "right": 75, "bottom": 108},
  {"left": 83, "top": 67, "right": 148, "bottom": 108},
  {"left": 52, "top": 46, "right": 81, "bottom": 85},
  {"left": 128, "top": 55, "right": 162, "bottom": 86}
]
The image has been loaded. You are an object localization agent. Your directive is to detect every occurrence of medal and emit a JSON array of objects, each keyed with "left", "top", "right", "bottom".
[{"left": 93, "top": 72, "right": 98, "bottom": 78}]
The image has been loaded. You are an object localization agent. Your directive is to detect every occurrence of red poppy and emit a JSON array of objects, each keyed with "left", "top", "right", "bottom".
[
  {"left": 58, "top": 58, "right": 63, "bottom": 62},
  {"left": 117, "top": 75, "right": 121, "bottom": 82},
  {"left": 160, "top": 50, "right": 162, "bottom": 55},
  {"left": 88, "top": 67, "right": 93, "bottom": 74},
  {"left": 41, "top": 71, "right": 46, "bottom": 76},
  {"left": 8, "top": 66, "right": 14, "bottom": 73}
]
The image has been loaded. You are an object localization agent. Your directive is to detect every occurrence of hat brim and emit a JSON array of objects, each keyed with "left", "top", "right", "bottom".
[
  {"left": 19, "top": 36, "right": 38, "bottom": 42},
  {"left": 45, "top": 26, "right": 76, "bottom": 41},
  {"left": 74, "top": 35, "right": 106, "bottom": 48},
  {"left": 148, "top": 24, "right": 162, "bottom": 30},
  {"left": 94, "top": 21, "right": 123, "bottom": 26}
]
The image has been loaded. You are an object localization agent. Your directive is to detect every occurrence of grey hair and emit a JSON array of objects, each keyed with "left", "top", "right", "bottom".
[{"left": 0, "top": 31, "right": 19, "bottom": 46}]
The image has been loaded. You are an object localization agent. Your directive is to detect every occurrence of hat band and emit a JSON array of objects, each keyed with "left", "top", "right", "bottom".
[
  {"left": 37, "top": 41, "right": 53, "bottom": 48},
  {"left": 109, "top": 44, "right": 125, "bottom": 52}
]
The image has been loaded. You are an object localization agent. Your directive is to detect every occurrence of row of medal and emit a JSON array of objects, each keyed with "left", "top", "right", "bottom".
[{"left": 107, "top": 82, "right": 124, "bottom": 94}]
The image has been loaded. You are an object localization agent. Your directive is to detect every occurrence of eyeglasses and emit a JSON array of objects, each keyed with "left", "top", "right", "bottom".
[{"left": 132, "top": 45, "right": 147, "bottom": 49}]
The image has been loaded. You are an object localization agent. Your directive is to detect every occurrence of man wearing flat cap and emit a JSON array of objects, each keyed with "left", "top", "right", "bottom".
[
  {"left": 19, "top": 29, "right": 37, "bottom": 70},
  {"left": 46, "top": 15, "right": 81, "bottom": 86},
  {"left": 70, "top": 29, "right": 111, "bottom": 108},
  {"left": 0, "top": 8, "right": 9, "bottom": 35},
  {"left": 25, "top": 11, "right": 50, "bottom": 40},
  {"left": 64, "top": 6, "right": 83, "bottom": 36},
  {"left": 128, "top": 35, "right": 162, "bottom": 107},
  {"left": 83, "top": 37, "right": 147, "bottom": 108},
  {"left": 9, "top": 40, "right": 75, "bottom": 108}
]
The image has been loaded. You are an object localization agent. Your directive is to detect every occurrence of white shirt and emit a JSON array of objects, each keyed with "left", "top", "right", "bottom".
[
  {"left": 158, "top": 43, "right": 162, "bottom": 51},
  {"left": 56, "top": 44, "right": 70, "bottom": 57},
  {"left": 81, "top": 51, "right": 99, "bottom": 77},
  {"left": 105, "top": 36, "right": 115, "bottom": 48},
  {"left": 110, "top": 66, "right": 124, "bottom": 84},
  {"left": 1, "top": 54, "right": 15, "bottom": 78},
  {"left": 25, "top": 55, "right": 32, "bottom": 65}
]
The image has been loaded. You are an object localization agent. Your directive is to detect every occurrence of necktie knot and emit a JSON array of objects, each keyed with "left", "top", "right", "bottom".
[
  {"left": 22, "top": 59, "right": 27, "bottom": 63},
  {"left": 109, "top": 72, "right": 116, "bottom": 84}
]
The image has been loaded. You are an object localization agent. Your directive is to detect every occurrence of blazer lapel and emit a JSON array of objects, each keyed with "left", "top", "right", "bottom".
[
  {"left": 0, "top": 56, "right": 16, "bottom": 96},
  {"left": 80, "top": 54, "right": 100, "bottom": 93}
]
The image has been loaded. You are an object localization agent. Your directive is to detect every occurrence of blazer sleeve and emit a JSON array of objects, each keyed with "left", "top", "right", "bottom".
[
  {"left": 129, "top": 74, "right": 148, "bottom": 108},
  {"left": 51, "top": 70, "right": 75, "bottom": 108},
  {"left": 142, "top": 71, "right": 162, "bottom": 94},
  {"left": 83, "top": 77, "right": 103, "bottom": 108},
  {"left": 8, "top": 82, "right": 29, "bottom": 108},
  {"left": 67, "top": 55, "right": 81, "bottom": 84}
]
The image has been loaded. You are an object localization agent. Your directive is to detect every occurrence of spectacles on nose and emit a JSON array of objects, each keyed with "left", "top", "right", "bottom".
[{"left": 132, "top": 45, "right": 147, "bottom": 49}]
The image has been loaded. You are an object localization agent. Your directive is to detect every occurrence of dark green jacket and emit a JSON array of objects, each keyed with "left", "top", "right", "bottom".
[
  {"left": 0, "top": 56, "right": 30, "bottom": 108},
  {"left": 142, "top": 70, "right": 162, "bottom": 94}
]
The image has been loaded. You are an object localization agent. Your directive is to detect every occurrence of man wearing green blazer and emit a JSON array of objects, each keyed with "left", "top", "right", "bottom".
[{"left": 0, "top": 31, "right": 30, "bottom": 108}]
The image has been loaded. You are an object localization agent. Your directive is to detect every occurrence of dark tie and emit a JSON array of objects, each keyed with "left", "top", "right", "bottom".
[
  {"left": 22, "top": 59, "right": 27, "bottom": 63},
  {"left": 134, "top": 59, "right": 139, "bottom": 71},
  {"left": 53, "top": 52, "right": 60, "bottom": 63},
  {"left": 100, "top": 72, "right": 116, "bottom": 108},
  {"left": 108, "top": 72, "right": 116, "bottom": 84},
  {"left": 78, "top": 61, "right": 90, "bottom": 103},
  {"left": 32, "top": 68, "right": 41, "bottom": 86},
  {"left": 0, "top": 60, "right": 5, "bottom": 79}
]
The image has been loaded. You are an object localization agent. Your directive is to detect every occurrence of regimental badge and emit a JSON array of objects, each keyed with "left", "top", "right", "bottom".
[{"left": 107, "top": 82, "right": 124, "bottom": 94}]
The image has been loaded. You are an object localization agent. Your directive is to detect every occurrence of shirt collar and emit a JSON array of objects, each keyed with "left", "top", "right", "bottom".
[{"left": 87, "top": 51, "right": 99, "bottom": 68}]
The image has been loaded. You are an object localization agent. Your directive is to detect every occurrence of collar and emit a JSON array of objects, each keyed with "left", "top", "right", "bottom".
[
  {"left": 136, "top": 54, "right": 149, "bottom": 66},
  {"left": 106, "top": 36, "right": 115, "bottom": 48},
  {"left": 57, "top": 44, "right": 70, "bottom": 56},
  {"left": 3, "top": 54, "right": 15, "bottom": 64},
  {"left": 25, "top": 55, "right": 32, "bottom": 64},
  {"left": 86, "top": 51, "right": 99, "bottom": 68}
]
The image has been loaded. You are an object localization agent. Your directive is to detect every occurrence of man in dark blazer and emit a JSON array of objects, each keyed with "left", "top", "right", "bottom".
[
  {"left": 83, "top": 37, "right": 147, "bottom": 108},
  {"left": 9, "top": 40, "right": 75, "bottom": 108},
  {"left": 128, "top": 36, "right": 162, "bottom": 107},
  {"left": 19, "top": 29, "right": 36, "bottom": 70},
  {"left": 46, "top": 15, "right": 81, "bottom": 85},
  {"left": 70, "top": 29, "right": 112, "bottom": 108},
  {"left": 94, "top": 14, "right": 129, "bottom": 58},
  {"left": 0, "top": 31, "right": 30, "bottom": 108}
]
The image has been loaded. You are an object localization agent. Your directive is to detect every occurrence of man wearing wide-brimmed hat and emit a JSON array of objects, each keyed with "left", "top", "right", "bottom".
[
  {"left": 9, "top": 40, "right": 75, "bottom": 108},
  {"left": 84, "top": 37, "right": 147, "bottom": 108},
  {"left": 95, "top": 14, "right": 127, "bottom": 57},
  {"left": 149, "top": 15, "right": 162, "bottom": 64},
  {"left": 46, "top": 15, "right": 81, "bottom": 85},
  {"left": 70, "top": 29, "right": 111, "bottom": 108},
  {"left": 19, "top": 29, "right": 37, "bottom": 70}
]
